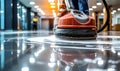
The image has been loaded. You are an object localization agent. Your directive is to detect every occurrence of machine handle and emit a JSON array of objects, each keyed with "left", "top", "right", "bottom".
[{"left": 97, "top": 0, "right": 110, "bottom": 33}]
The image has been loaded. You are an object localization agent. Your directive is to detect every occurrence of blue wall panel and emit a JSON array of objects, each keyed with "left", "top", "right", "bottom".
[
  {"left": 0, "top": 0, "right": 4, "bottom": 30},
  {"left": 5, "top": 0, "right": 12, "bottom": 30}
]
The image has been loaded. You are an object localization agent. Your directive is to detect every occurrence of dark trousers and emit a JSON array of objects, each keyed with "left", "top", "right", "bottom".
[
  {"left": 70, "top": 0, "right": 89, "bottom": 15},
  {"left": 33, "top": 24, "right": 37, "bottom": 31}
]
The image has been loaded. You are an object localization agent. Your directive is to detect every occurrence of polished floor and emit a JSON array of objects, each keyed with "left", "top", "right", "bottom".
[{"left": 0, "top": 30, "right": 120, "bottom": 71}]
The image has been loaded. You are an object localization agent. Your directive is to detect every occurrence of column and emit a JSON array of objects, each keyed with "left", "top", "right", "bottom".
[
  {"left": 97, "top": 13, "right": 101, "bottom": 30},
  {"left": 27, "top": 7, "right": 32, "bottom": 30},
  {"left": 12, "top": 0, "right": 18, "bottom": 30},
  {"left": 92, "top": 12, "right": 100, "bottom": 30},
  {"left": 109, "top": 7, "right": 112, "bottom": 31},
  {"left": 4, "top": 0, "right": 12, "bottom": 30}
]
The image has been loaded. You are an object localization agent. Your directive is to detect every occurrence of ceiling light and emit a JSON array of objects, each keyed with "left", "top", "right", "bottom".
[
  {"left": 50, "top": 3, "right": 55, "bottom": 5},
  {"left": 111, "top": 12, "right": 115, "bottom": 15},
  {"left": 101, "top": 13, "right": 104, "bottom": 16},
  {"left": 92, "top": 6, "right": 97, "bottom": 9},
  {"left": 48, "top": 0, "right": 54, "bottom": 3},
  {"left": 97, "top": 2, "right": 102, "bottom": 6},
  {"left": 37, "top": 8, "right": 45, "bottom": 15},
  {"left": 117, "top": 8, "right": 120, "bottom": 11},
  {"left": 111, "top": 10, "right": 116, "bottom": 15},
  {"left": 50, "top": 6, "right": 56, "bottom": 8},
  {"left": 37, "top": 8, "right": 40, "bottom": 11},
  {"left": 31, "top": 13, "right": 34, "bottom": 16},
  {"left": 112, "top": 10, "right": 117, "bottom": 13},
  {"left": 30, "top": 2, "right": 35, "bottom": 5},
  {"left": 89, "top": 8, "right": 93, "bottom": 11},
  {"left": 34, "top": 5, "right": 39, "bottom": 8},
  {"left": 41, "top": 12, "right": 45, "bottom": 15}
]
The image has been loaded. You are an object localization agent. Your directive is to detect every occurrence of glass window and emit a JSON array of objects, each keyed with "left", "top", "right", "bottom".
[
  {"left": 31, "top": 12, "right": 34, "bottom": 29},
  {"left": 17, "top": 2, "right": 22, "bottom": 30},
  {"left": 117, "top": 18, "right": 120, "bottom": 24},
  {"left": 22, "top": 6, "right": 27, "bottom": 30},
  {"left": 17, "top": 2, "right": 28, "bottom": 30}
]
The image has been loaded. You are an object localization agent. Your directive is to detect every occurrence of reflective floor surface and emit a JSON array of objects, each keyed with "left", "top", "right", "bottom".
[{"left": 0, "top": 30, "right": 120, "bottom": 71}]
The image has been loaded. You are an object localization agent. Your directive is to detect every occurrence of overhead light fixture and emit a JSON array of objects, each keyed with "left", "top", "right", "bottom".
[
  {"left": 89, "top": 8, "right": 93, "bottom": 11},
  {"left": 48, "top": 0, "right": 54, "bottom": 3},
  {"left": 37, "top": 8, "right": 45, "bottom": 15},
  {"left": 112, "top": 10, "right": 117, "bottom": 13},
  {"left": 97, "top": 2, "right": 102, "bottom": 6},
  {"left": 30, "top": 1, "right": 35, "bottom": 5},
  {"left": 50, "top": 2, "right": 55, "bottom": 5},
  {"left": 50, "top": 6, "right": 56, "bottom": 8},
  {"left": 101, "top": 13, "right": 104, "bottom": 16},
  {"left": 31, "top": 13, "right": 34, "bottom": 16},
  {"left": 113, "top": 10, "right": 117, "bottom": 12},
  {"left": 111, "top": 12, "right": 115, "bottom": 15},
  {"left": 117, "top": 8, "right": 120, "bottom": 11},
  {"left": 34, "top": 5, "right": 39, "bottom": 8},
  {"left": 111, "top": 10, "right": 116, "bottom": 15},
  {"left": 92, "top": 6, "right": 97, "bottom": 9}
]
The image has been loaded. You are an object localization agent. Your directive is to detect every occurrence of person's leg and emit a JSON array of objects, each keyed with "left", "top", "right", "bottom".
[
  {"left": 70, "top": 0, "right": 79, "bottom": 10},
  {"left": 68, "top": 0, "right": 89, "bottom": 15},
  {"left": 35, "top": 24, "right": 37, "bottom": 31},
  {"left": 78, "top": 0, "right": 89, "bottom": 15},
  {"left": 33, "top": 23, "right": 37, "bottom": 31},
  {"left": 33, "top": 24, "right": 35, "bottom": 30}
]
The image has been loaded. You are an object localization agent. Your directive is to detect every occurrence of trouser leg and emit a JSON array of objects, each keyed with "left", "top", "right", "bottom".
[
  {"left": 69, "top": 0, "right": 89, "bottom": 15},
  {"left": 78, "top": 0, "right": 89, "bottom": 15}
]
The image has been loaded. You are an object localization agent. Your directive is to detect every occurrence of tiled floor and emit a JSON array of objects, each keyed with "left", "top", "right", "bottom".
[{"left": 0, "top": 30, "right": 120, "bottom": 71}]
